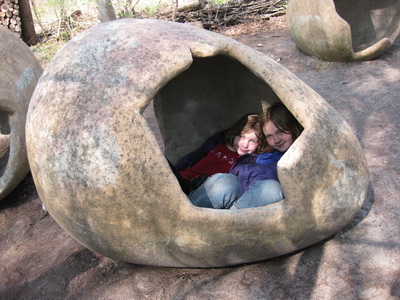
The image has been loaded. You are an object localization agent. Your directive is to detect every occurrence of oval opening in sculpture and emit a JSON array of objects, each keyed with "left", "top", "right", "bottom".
[
  {"left": 334, "top": 0, "right": 400, "bottom": 52},
  {"left": 154, "top": 55, "right": 279, "bottom": 164},
  {"left": 26, "top": 19, "right": 369, "bottom": 267},
  {"left": 287, "top": 0, "right": 400, "bottom": 61}
]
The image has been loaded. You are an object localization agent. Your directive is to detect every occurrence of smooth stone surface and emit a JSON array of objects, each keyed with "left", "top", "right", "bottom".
[
  {"left": 287, "top": 0, "right": 400, "bottom": 61},
  {"left": 0, "top": 26, "right": 43, "bottom": 201},
  {"left": 26, "top": 19, "right": 369, "bottom": 267}
]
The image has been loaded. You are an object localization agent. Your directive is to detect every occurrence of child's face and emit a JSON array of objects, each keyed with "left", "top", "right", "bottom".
[
  {"left": 263, "top": 120, "right": 294, "bottom": 152},
  {"left": 233, "top": 130, "right": 259, "bottom": 155}
]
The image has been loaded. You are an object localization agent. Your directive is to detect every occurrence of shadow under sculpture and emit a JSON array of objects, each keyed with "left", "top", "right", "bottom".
[
  {"left": 0, "top": 26, "right": 43, "bottom": 201},
  {"left": 26, "top": 19, "right": 370, "bottom": 268},
  {"left": 287, "top": 0, "right": 400, "bottom": 61}
]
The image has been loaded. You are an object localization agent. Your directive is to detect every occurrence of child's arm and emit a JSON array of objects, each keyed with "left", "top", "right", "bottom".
[
  {"left": 174, "top": 130, "right": 227, "bottom": 171},
  {"left": 235, "top": 163, "right": 279, "bottom": 195}
]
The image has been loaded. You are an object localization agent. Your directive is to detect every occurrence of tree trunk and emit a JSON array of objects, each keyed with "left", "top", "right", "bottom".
[
  {"left": 97, "top": 0, "right": 117, "bottom": 22},
  {"left": 19, "top": 0, "right": 37, "bottom": 45},
  {"left": 172, "top": 0, "right": 178, "bottom": 21}
]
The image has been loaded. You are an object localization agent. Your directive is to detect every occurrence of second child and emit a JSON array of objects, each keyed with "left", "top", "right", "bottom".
[{"left": 189, "top": 103, "right": 304, "bottom": 209}]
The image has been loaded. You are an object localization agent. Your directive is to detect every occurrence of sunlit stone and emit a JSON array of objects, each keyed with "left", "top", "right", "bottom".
[
  {"left": 0, "top": 26, "right": 42, "bottom": 200},
  {"left": 26, "top": 19, "right": 369, "bottom": 267}
]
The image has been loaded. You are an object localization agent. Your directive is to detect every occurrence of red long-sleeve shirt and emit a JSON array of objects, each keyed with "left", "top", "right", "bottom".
[{"left": 179, "top": 143, "right": 239, "bottom": 181}]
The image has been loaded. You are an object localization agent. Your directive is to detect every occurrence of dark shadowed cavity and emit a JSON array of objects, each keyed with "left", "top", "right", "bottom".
[{"left": 151, "top": 54, "right": 281, "bottom": 164}]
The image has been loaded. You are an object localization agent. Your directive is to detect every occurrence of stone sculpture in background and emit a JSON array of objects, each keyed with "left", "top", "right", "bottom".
[
  {"left": 26, "top": 19, "right": 369, "bottom": 268},
  {"left": 0, "top": 26, "right": 43, "bottom": 201},
  {"left": 287, "top": 0, "right": 400, "bottom": 61}
]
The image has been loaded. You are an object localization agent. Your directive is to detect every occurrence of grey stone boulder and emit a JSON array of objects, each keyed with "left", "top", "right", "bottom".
[
  {"left": 0, "top": 26, "right": 43, "bottom": 201},
  {"left": 287, "top": 0, "right": 400, "bottom": 61},
  {"left": 26, "top": 19, "right": 369, "bottom": 267}
]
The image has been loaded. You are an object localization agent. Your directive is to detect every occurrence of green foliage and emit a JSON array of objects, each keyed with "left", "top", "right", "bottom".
[
  {"left": 318, "top": 62, "right": 332, "bottom": 70},
  {"left": 117, "top": 11, "right": 135, "bottom": 18},
  {"left": 31, "top": 40, "right": 65, "bottom": 66},
  {"left": 57, "top": 31, "right": 70, "bottom": 41},
  {"left": 144, "top": 5, "right": 158, "bottom": 14},
  {"left": 209, "top": 0, "right": 229, "bottom": 5}
]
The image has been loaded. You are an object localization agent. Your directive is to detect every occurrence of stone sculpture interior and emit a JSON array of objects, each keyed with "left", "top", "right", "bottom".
[
  {"left": 334, "top": 0, "right": 400, "bottom": 52},
  {"left": 154, "top": 55, "right": 281, "bottom": 164}
]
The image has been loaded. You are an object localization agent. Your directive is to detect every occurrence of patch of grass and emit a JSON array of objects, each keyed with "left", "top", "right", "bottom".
[
  {"left": 318, "top": 62, "right": 332, "bottom": 70},
  {"left": 143, "top": 5, "right": 159, "bottom": 14},
  {"left": 210, "top": 0, "right": 230, "bottom": 4},
  {"left": 31, "top": 39, "right": 66, "bottom": 67}
]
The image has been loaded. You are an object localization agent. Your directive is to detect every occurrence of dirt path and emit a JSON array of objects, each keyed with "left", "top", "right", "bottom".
[{"left": 1, "top": 17, "right": 399, "bottom": 299}]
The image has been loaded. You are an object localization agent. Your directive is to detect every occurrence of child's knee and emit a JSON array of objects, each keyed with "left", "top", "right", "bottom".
[
  {"left": 261, "top": 180, "right": 284, "bottom": 202},
  {"left": 206, "top": 173, "right": 239, "bottom": 189}
]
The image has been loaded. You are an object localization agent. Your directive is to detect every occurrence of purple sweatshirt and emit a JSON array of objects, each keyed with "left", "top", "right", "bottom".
[{"left": 229, "top": 150, "right": 283, "bottom": 195}]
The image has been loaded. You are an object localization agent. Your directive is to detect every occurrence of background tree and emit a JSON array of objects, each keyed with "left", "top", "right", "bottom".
[
  {"left": 96, "top": 0, "right": 116, "bottom": 22},
  {"left": 20, "top": 0, "right": 38, "bottom": 45}
]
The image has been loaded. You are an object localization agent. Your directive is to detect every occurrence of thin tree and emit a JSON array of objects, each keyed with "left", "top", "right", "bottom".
[
  {"left": 172, "top": 0, "right": 178, "bottom": 21},
  {"left": 96, "top": 0, "right": 117, "bottom": 22},
  {"left": 19, "top": 0, "right": 38, "bottom": 45}
]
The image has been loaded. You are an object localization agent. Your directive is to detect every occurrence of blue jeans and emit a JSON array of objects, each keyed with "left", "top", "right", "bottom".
[
  {"left": 189, "top": 173, "right": 284, "bottom": 209},
  {"left": 189, "top": 173, "right": 240, "bottom": 208}
]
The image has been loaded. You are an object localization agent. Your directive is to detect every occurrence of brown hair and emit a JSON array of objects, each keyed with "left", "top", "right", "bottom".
[
  {"left": 224, "top": 113, "right": 261, "bottom": 148},
  {"left": 258, "top": 103, "right": 304, "bottom": 153}
]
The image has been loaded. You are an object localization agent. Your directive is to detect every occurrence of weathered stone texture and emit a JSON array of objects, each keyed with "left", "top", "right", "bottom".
[
  {"left": 0, "top": 26, "right": 43, "bottom": 200},
  {"left": 26, "top": 19, "right": 369, "bottom": 267}
]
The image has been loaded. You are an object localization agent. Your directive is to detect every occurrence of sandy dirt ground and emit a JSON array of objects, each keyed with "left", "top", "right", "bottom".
[{"left": 0, "top": 16, "right": 399, "bottom": 299}]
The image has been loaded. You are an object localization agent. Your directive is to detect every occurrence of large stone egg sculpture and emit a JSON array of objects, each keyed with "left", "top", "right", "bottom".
[
  {"left": 26, "top": 19, "right": 369, "bottom": 267},
  {"left": 287, "top": 0, "right": 400, "bottom": 61},
  {"left": 0, "top": 26, "right": 43, "bottom": 201}
]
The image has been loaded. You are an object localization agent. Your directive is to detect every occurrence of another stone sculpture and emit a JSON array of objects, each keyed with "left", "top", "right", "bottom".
[
  {"left": 26, "top": 19, "right": 369, "bottom": 267},
  {"left": 0, "top": 26, "right": 43, "bottom": 201},
  {"left": 287, "top": 0, "right": 400, "bottom": 61}
]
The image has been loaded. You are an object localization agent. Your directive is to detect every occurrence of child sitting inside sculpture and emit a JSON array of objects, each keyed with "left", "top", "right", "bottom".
[
  {"left": 189, "top": 102, "right": 304, "bottom": 209},
  {"left": 172, "top": 113, "right": 262, "bottom": 194}
]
